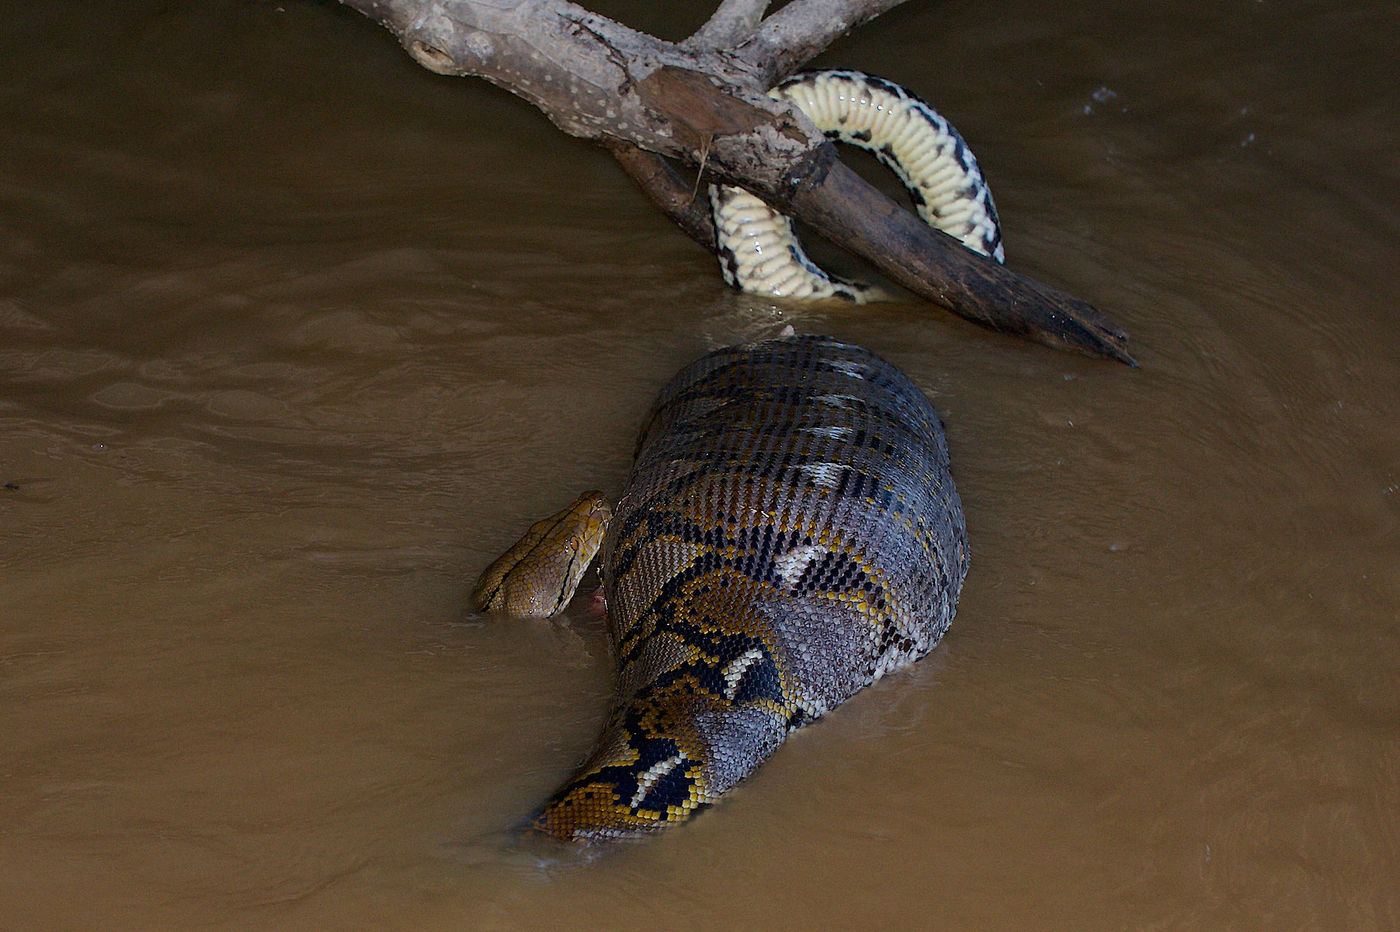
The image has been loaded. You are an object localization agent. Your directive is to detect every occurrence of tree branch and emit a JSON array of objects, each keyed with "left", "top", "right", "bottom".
[
  {"left": 332, "top": 0, "right": 1135, "bottom": 363},
  {"left": 785, "top": 154, "right": 1133, "bottom": 361},
  {"left": 683, "top": 0, "right": 771, "bottom": 51},
  {"left": 613, "top": 0, "right": 773, "bottom": 230},
  {"left": 735, "top": 0, "right": 910, "bottom": 85}
]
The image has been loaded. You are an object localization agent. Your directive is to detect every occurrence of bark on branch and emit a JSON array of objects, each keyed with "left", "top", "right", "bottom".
[
  {"left": 735, "top": 0, "right": 911, "bottom": 86},
  {"left": 333, "top": 0, "right": 1134, "bottom": 363},
  {"left": 683, "top": 0, "right": 770, "bottom": 51}
]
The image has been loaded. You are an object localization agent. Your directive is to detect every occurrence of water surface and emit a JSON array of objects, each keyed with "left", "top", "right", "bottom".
[{"left": 2, "top": 1, "right": 1396, "bottom": 927}]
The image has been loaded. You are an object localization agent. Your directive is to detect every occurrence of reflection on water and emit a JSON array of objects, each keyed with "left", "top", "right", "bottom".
[{"left": 2, "top": 0, "right": 1396, "bottom": 927}]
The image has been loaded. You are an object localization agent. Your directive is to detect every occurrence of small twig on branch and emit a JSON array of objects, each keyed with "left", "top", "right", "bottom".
[{"left": 605, "top": 142, "right": 717, "bottom": 248}]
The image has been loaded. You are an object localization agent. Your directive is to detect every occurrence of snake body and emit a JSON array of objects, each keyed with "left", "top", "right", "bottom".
[
  {"left": 712, "top": 69, "right": 1004, "bottom": 302},
  {"left": 480, "top": 335, "right": 968, "bottom": 842}
]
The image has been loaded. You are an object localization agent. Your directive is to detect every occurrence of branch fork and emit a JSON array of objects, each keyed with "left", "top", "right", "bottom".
[{"left": 336, "top": 0, "right": 1135, "bottom": 364}]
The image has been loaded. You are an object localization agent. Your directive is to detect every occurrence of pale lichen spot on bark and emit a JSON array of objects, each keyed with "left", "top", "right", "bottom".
[{"left": 461, "top": 31, "right": 496, "bottom": 62}]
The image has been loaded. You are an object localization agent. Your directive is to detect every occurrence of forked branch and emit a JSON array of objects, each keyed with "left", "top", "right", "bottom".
[
  {"left": 683, "top": 0, "right": 770, "bottom": 51},
  {"left": 333, "top": 0, "right": 1135, "bottom": 363}
]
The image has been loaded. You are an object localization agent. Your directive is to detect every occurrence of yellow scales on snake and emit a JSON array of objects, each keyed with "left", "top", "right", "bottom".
[{"left": 473, "top": 71, "right": 1001, "bottom": 843}]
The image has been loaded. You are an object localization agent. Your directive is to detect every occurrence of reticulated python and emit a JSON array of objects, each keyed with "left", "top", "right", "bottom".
[{"left": 473, "top": 71, "right": 997, "bottom": 842}]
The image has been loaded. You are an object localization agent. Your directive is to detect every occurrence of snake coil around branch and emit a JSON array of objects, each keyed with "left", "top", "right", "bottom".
[{"left": 333, "top": 0, "right": 1134, "bottom": 363}]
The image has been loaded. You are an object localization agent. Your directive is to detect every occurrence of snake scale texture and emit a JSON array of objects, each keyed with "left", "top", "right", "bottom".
[
  {"left": 525, "top": 335, "right": 969, "bottom": 842},
  {"left": 712, "top": 69, "right": 1003, "bottom": 302}
]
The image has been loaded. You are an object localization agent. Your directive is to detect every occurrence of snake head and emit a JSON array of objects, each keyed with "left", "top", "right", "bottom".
[{"left": 471, "top": 491, "right": 611, "bottom": 617}]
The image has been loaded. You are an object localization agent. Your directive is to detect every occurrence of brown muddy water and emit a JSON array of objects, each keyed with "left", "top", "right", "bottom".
[{"left": 3, "top": 1, "right": 1397, "bottom": 928}]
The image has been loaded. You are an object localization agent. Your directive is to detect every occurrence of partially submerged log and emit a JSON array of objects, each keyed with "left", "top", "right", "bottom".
[
  {"left": 788, "top": 155, "right": 1133, "bottom": 360},
  {"left": 334, "top": 0, "right": 1136, "bottom": 364}
]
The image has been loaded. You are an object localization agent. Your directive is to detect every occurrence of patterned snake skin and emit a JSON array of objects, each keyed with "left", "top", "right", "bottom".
[
  {"left": 517, "top": 335, "right": 970, "bottom": 842},
  {"left": 712, "top": 69, "right": 1003, "bottom": 302}
]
